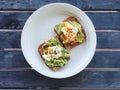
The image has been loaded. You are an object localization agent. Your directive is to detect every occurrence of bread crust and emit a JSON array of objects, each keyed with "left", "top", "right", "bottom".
[
  {"left": 38, "top": 36, "right": 70, "bottom": 71},
  {"left": 54, "top": 16, "right": 86, "bottom": 50}
]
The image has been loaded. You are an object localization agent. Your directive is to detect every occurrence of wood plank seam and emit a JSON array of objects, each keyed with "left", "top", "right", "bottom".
[
  {"left": 59, "top": 87, "right": 120, "bottom": 90},
  {"left": 0, "top": 10, "right": 119, "bottom": 12},
  {"left": 0, "top": 29, "right": 120, "bottom": 32},
  {"left": 0, "top": 68, "right": 120, "bottom": 71},
  {"left": 2, "top": 48, "right": 120, "bottom": 51}
]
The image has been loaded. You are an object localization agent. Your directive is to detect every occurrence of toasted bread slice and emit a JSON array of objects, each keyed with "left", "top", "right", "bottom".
[
  {"left": 54, "top": 16, "right": 86, "bottom": 50},
  {"left": 38, "top": 36, "right": 70, "bottom": 71}
]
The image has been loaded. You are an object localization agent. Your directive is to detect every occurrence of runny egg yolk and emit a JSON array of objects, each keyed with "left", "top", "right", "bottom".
[{"left": 61, "top": 22, "right": 78, "bottom": 43}]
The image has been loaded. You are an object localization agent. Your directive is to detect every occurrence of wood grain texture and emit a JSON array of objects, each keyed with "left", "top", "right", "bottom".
[
  {"left": 0, "top": 0, "right": 119, "bottom": 10},
  {"left": 0, "top": 32, "right": 120, "bottom": 48},
  {"left": 0, "top": 12, "right": 119, "bottom": 29},
  {"left": 86, "top": 12, "right": 120, "bottom": 29},
  {"left": 97, "top": 31, "right": 120, "bottom": 48},
  {"left": 0, "top": 51, "right": 120, "bottom": 68},
  {"left": 88, "top": 51, "right": 120, "bottom": 68},
  {"left": 59, "top": 88, "right": 120, "bottom": 90},
  {"left": 0, "top": 0, "right": 119, "bottom": 89},
  {"left": 0, "top": 32, "right": 21, "bottom": 48},
  {"left": 0, "top": 51, "right": 30, "bottom": 68},
  {"left": 0, "top": 70, "right": 119, "bottom": 88},
  {"left": 0, "top": 12, "right": 31, "bottom": 29}
]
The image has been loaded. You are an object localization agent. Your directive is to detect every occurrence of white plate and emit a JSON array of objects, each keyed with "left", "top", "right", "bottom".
[{"left": 21, "top": 3, "right": 96, "bottom": 79}]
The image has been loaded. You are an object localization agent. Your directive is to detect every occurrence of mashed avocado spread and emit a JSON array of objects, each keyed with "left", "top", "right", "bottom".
[
  {"left": 57, "top": 21, "right": 85, "bottom": 43},
  {"left": 42, "top": 38, "right": 70, "bottom": 67}
]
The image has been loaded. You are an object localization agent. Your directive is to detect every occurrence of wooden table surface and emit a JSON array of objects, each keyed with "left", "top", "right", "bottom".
[{"left": 0, "top": 0, "right": 120, "bottom": 89}]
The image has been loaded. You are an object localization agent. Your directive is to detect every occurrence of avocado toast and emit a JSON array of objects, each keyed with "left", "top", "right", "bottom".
[
  {"left": 38, "top": 36, "right": 70, "bottom": 71},
  {"left": 54, "top": 16, "right": 86, "bottom": 50}
]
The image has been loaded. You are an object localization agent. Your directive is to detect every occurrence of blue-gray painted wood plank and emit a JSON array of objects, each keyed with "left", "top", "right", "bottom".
[
  {"left": 86, "top": 12, "right": 120, "bottom": 29},
  {"left": 0, "top": 32, "right": 21, "bottom": 48},
  {"left": 0, "top": 32, "right": 120, "bottom": 48},
  {"left": 0, "top": 51, "right": 30, "bottom": 68},
  {"left": 0, "top": 12, "right": 31, "bottom": 29},
  {"left": 0, "top": 12, "right": 119, "bottom": 29},
  {"left": 97, "top": 31, "right": 120, "bottom": 48},
  {"left": 0, "top": 70, "right": 119, "bottom": 88},
  {"left": 0, "top": 0, "right": 119, "bottom": 89},
  {"left": 0, "top": 51, "right": 120, "bottom": 68},
  {"left": 88, "top": 51, "right": 120, "bottom": 68},
  {"left": 0, "top": 0, "right": 119, "bottom": 10}
]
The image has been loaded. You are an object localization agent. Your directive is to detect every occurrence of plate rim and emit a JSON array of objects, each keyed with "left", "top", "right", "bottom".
[{"left": 21, "top": 3, "right": 97, "bottom": 79}]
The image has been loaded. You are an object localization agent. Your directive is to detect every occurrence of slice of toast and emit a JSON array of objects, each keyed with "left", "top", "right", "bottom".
[
  {"left": 38, "top": 36, "right": 70, "bottom": 71},
  {"left": 54, "top": 16, "right": 86, "bottom": 50}
]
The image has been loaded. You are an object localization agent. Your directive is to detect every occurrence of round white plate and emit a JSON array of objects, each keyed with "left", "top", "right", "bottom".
[{"left": 21, "top": 3, "right": 96, "bottom": 79}]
